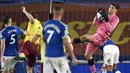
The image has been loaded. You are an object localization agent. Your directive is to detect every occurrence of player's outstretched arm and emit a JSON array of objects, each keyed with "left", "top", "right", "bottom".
[
  {"left": 63, "top": 37, "right": 78, "bottom": 65},
  {"left": 80, "top": 34, "right": 91, "bottom": 41},
  {"left": 23, "top": 30, "right": 29, "bottom": 36},
  {"left": 16, "top": 26, "right": 28, "bottom": 36},
  {"left": 21, "top": 6, "right": 35, "bottom": 24},
  {"left": 73, "top": 34, "right": 90, "bottom": 44}
]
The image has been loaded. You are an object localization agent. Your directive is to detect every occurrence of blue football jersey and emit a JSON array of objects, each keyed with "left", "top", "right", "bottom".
[
  {"left": 100, "top": 38, "right": 115, "bottom": 51},
  {"left": 43, "top": 20, "right": 68, "bottom": 57},
  {"left": 1, "top": 26, "right": 24, "bottom": 56}
]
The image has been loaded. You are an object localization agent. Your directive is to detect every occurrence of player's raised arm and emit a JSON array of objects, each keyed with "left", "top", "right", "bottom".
[
  {"left": 93, "top": 8, "right": 104, "bottom": 26},
  {"left": 15, "top": 26, "right": 29, "bottom": 36},
  {"left": 72, "top": 34, "right": 90, "bottom": 44},
  {"left": 21, "top": 6, "right": 35, "bottom": 24},
  {"left": 23, "top": 30, "right": 29, "bottom": 36},
  {"left": 93, "top": 16, "right": 100, "bottom": 26}
]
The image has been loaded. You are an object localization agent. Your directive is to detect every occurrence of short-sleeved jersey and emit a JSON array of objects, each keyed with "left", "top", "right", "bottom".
[
  {"left": 43, "top": 20, "right": 68, "bottom": 57},
  {"left": 24, "top": 19, "right": 41, "bottom": 44},
  {"left": 36, "top": 23, "right": 45, "bottom": 63},
  {"left": 1, "top": 26, "right": 24, "bottom": 56},
  {"left": 100, "top": 38, "right": 115, "bottom": 51}
]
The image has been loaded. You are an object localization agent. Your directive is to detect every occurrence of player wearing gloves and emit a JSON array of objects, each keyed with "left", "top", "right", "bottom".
[
  {"left": 73, "top": 3, "right": 120, "bottom": 73},
  {"left": 96, "top": 7, "right": 109, "bottom": 22}
]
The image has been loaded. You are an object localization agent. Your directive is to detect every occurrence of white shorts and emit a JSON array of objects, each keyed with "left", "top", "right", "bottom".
[
  {"left": 103, "top": 45, "right": 120, "bottom": 66},
  {"left": 43, "top": 57, "right": 71, "bottom": 73},
  {"left": 1, "top": 56, "right": 17, "bottom": 71}
]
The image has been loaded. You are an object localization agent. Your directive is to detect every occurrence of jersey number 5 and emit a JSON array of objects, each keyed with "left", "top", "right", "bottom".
[
  {"left": 47, "top": 30, "right": 54, "bottom": 44},
  {"left": 10, "top": 34, "right": 16, "bottom": 44}
]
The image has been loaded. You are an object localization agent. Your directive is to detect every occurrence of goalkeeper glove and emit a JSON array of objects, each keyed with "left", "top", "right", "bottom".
[
  {"left": 73, "top": 38, "right": 82, "bottom": 44},
  {"left": 96, "top": 8, "right": 109, "bottom": 22}
]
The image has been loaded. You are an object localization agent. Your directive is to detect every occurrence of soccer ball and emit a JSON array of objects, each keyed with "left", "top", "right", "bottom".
[{"left": 115, "top": 70, "right": 121, "bottom": 73}]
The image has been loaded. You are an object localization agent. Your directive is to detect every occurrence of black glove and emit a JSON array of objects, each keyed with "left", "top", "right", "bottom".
[
  {"left": 96, "top": 8, "right": 104, "bottom": 21},
  {"left": 73, "top": 38, "right": 82, "bottom": 44},
  {"left": 97, "top": 7, "right": 103, "bottom": 12},
  {"left": 100, "top": 9, "right": 109, "bottom": 22},
  {"left": 96, "top": 8, "right": 109, "bottom": 22}
]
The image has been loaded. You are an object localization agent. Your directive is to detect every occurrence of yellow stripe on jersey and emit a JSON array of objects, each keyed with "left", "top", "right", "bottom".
[{"left": 24, "top": 19, "right": 41, "bottom": 44}]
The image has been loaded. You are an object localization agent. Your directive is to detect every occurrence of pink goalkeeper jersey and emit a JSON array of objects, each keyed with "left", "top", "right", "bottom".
[{"left": 93, "top": 14, "right": 119, "bottom": 41}]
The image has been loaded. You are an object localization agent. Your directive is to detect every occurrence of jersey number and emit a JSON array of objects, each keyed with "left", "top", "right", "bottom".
[
  {"left": 47, "top": 30, "right": 54, "bottom": 44},
  {"left": 10, "top": 34, "right": 16, "bottom": 44}
]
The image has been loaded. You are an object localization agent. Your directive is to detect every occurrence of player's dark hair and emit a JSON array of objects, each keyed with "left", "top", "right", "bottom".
[
  {"left": 30, "top": 11, "right": 38, "bottom": 19},
  {"left": 111, "top": 3, "right": 120, "bottom": 10},
  {"left": 3, "top": 16, "right": 11, "bottom": 24}
]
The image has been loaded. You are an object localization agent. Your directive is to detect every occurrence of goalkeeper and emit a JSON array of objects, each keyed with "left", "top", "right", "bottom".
[{"left": 73, "top": 3, "right": 120, "bottom": 73}]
